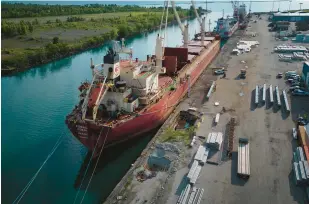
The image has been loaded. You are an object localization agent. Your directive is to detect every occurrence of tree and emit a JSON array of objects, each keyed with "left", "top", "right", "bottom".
[
  {"left": 53, "top": 37, "right": 59, "bottom": 44},
  {"left": 28, "top": 22, "right": 33, "bottom": 33}
]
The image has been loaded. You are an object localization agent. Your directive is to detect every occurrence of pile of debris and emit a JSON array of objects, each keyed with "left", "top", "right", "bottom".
[
  {"left": 232, "top": 40, "right": 259, "bottom": 55},
  {"left": 156, "top": 142, "right": 181, "bottom": 155},
  {"left": 135, "top": 166, "right": 157, "bottom": 182}
]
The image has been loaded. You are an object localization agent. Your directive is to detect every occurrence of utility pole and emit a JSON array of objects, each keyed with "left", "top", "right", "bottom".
[
  {"left": 289, "top": 0, "right": 292, "bottom": 12},
  {"left": 272, "top": 0, "right": 274, "bottom": 13},
  {"left": 209, "top": 19, "right": 211, "bottom": 32},
  {"left": 300, "top": 2, "right": 303, "bottom": 11}
]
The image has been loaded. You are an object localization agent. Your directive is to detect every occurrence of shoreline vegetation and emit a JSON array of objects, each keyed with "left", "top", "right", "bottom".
[{"left": 1, "top": 3, "right": 199, "bottom": 76}]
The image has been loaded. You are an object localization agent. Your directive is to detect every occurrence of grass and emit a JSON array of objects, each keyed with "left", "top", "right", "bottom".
[
  {"left": 159, "top": 127, "right": 195, "bottom": 145},
  {"left": 3, "top": 12, "right": 146, "bottom": 24},
  {"left": 2, "top": 11, "right": 161, "bottom": 49}
]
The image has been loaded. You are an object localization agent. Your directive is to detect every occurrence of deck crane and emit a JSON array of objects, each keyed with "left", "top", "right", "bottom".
[
  {"left": 191, "top": 0, "right": 206, "bottom": 46},
  {"left": 171, "top": 1, "right": 189, "bottom": 48}
]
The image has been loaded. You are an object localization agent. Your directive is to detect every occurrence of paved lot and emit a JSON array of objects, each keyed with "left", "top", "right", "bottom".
[
  {"left": 164, "top": 15, "right": 309, "bottom": 204},
  {"left": 107, "top": 15, "right": 309, "bottom": 204}
]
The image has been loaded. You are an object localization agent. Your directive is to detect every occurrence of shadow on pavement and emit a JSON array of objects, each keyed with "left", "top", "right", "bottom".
[
  {"left": 288, "top": 170, "right": 306, "bottom": 204},
  {"left": 250, "top": 89, "right": 257, "bottom": 111},
  {"left": 231, "top": 152, "right": 247, "bottom": 186},
  {"left": 175, "top": 175, "right": 189, "bottom": 196},
  {"left": 290, "top": 96, "right": 309, "bottom": 122},
  {"left": 265, "top": 87, "right": 273, "bottom": 110}
]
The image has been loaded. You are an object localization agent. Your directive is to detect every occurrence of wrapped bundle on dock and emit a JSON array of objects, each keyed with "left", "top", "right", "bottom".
[
  {"left": 190, "top": 165, "right": 202, "bottom": 184},
  {"left": 294, "top": 162, "right": 301, "bottom": 185},
  {"left": 294, "top": 151, "right": 299, "bottom": 163},
  {"left": 177, "top": 184, "right": 191, "bottom": 204},
  {"left": 192, "top": 188, "right": 204, "bottom": 204},
  {"left": 297, "top": 147, "right": 306, "bottom": 161},
  {"left": 302, "top": 161, "right": 309, "bottom": 180},
  {"left": 187, "top": 187, "right": 197, "bottom": 204},
  {"left": 298, "top": 161, "right": 307, "bottom": 182},
  {"left": 187, "top": 160, "right": 199, "bottom": 180},
  {"left": 194, "top": 145, "right": 206, "bottom": 162},
  {"left": 206, "top": 132, "right": 223, "bottom": 150},
  {"left": 200, "top": 148, "right": 210, "bottom": 165}
]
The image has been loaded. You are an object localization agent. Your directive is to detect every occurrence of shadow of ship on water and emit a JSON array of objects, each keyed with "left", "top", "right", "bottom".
[{"left": 74, "top": 127, "right": 160, "bottom": 202}]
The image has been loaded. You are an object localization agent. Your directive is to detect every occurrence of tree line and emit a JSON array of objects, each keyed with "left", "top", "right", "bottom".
[
  {"left": 1, "top": 3, "right": 164, "bottom": 18},
  {"left": 2, "top": 20, "right": 34, "bottom": 37}
]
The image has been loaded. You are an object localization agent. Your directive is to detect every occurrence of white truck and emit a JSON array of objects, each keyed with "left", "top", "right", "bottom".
[{"left": 238, "top": 138, "right": 250, "bottom": 179}]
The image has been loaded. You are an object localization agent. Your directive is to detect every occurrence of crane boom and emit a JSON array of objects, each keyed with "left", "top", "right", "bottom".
[
  {"left": 171, "top": 1, "right": 184, "bottom": 33},
  {"left": 170, "top": 0, "right": 189, "bottom": 48},
  {"left": 191, "top": 0, "right": 205, "bottom": 46},
  {"left": 191, "top": 0, "right": 202, "bottom": 24}
]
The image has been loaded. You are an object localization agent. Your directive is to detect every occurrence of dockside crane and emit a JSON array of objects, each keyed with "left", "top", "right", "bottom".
[
  {"left": 191, "top": 0, "right": 206, "bottom": 46},
  {"left": 171, "top": 1, "right": 189, "bottom": 48}
]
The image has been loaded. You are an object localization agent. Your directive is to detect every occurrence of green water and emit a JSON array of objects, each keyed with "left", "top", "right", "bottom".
[{"left": 2, "top": 11, "right": 225, "bottom": 204}]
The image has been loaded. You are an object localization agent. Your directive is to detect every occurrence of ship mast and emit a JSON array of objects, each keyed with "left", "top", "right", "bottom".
[
  {"left": 191, "top": 0, "right": 206, "bottom": 46},
  {"left": 171, "top": 1, "right": 189, "bottom": 48},
  {"left": 155, "top": 1, "right": 169, "bottom": 72}
]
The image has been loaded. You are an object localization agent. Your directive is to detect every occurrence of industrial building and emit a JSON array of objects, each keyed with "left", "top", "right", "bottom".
[
  {"left": 272, "top": 12, "right": 309, "bottom": 22},
  {"left": 302, "top": 62, "right": 309, "bottom": 88}
]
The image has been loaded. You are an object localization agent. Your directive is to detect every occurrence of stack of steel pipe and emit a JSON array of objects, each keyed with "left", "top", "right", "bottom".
[
  {"left": 275, "top": 86, "right": 281, "bottom": 107},
  {"left": 177, "top": 184, "right": 191, "bottom": 204},
  {"left": 282, "top": 90, "right": 290, "bottom": 112},
  {"left": 269, "top": 85, "right": 274, "bottom": 104},
  {"left": 255, "top": 85, "right": 259, "bottom": 105},
  {"left": 262, "top": 84, "right": 266, "bottom": 103}
]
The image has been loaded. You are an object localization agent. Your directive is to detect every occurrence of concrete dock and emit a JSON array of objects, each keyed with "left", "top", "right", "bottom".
[{"left": 104, "top": 15, "right": 309, "bottom": 204}]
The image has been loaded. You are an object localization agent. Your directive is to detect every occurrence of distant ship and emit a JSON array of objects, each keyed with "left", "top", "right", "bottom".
[
  {"left": 213, "top": 3, "right": 248, "bottom": 39},
  {"left": 65, "top": 1, "right": 221, "bottom": 157},
  {"left": 213, "top": 16, "right": 239, "bottom": 39}
]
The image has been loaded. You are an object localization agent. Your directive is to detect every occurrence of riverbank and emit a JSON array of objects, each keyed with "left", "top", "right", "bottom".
[{"left": 2, "top": 5, "right": 195, "bottom": 76}]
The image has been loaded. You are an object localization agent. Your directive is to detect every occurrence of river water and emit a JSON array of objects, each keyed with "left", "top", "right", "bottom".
[{"left": 2, "top": 4, "right": 232, "bottom": 204}]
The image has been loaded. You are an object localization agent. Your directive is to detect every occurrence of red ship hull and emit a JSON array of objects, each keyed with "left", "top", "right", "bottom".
[{"left": 66, "top": 40, "right": 220, "bottom": 156}]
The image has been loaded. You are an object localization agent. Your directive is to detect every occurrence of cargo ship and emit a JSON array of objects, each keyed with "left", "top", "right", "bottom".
[
  {"left": 211, "top": 3, "right": 248, "bottom": 39},
  {"left": 65, "top": 1, "right": 221, "bottom": 156},
  {"left": 213, "top": 16, "right": 239, "bottom": 39}
]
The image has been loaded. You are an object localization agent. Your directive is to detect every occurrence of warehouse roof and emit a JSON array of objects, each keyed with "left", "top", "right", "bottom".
[{"left": 274, "top": 12, "right": 309, "bottom": 17}]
